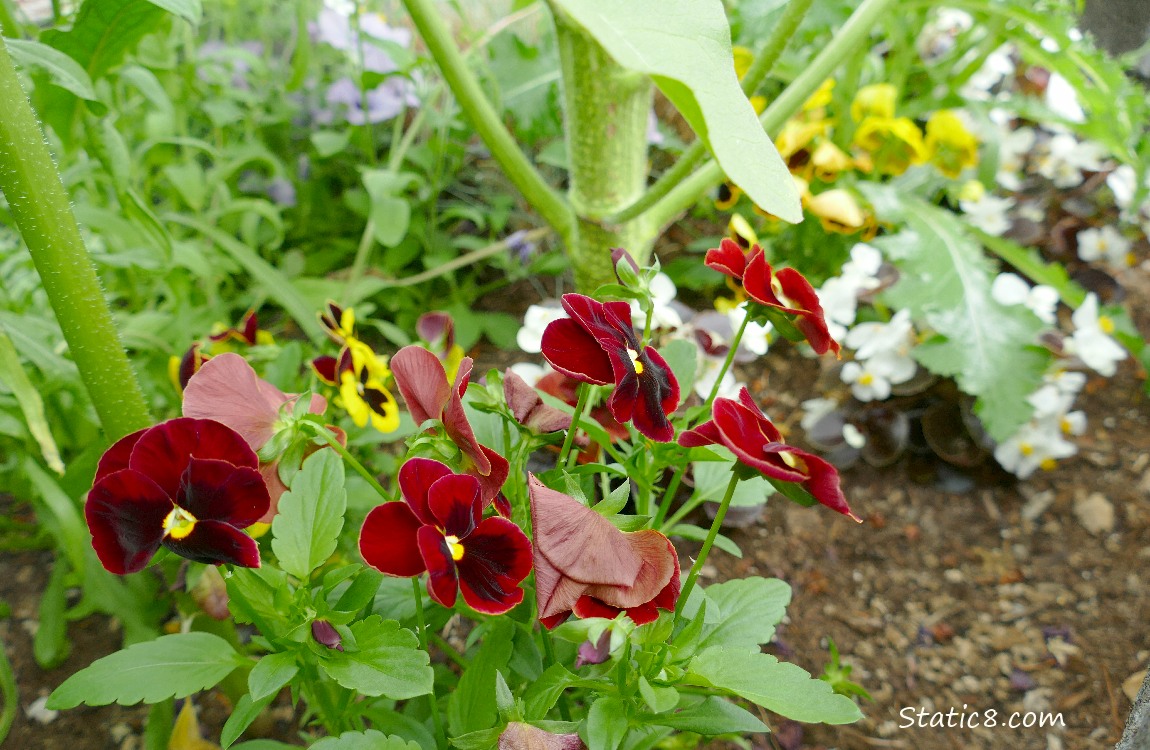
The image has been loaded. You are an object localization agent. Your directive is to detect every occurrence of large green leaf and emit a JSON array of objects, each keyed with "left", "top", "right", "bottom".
[
  {"left": 549, "top": 0, "right": 800, "bottom": 222},
  {"left": 685, "top": 647, "right": 862, "bottom": 725},
  {"left": 47, "top": 633, "right": 241, "bottom": 709},
  {"left": 641, "top": 696, "right": 768, "bottom": 735},
  {"left": 696, "top": 577, "right": 791, "bottom": 651},
  {"left": 5, "top": 38, "right": 98, "bottom": 100},
  {"left": 311, "top": 730, "right": 422, "bottom": 750},
  {"left": 271, "top": 450, "right": 346, "bottom": 580},
  {"left": 317, "top": 616, "right": 433, "bottom": 700},
  {"left": 861, "top": 185, "right": 1049, "bottom": 441}
]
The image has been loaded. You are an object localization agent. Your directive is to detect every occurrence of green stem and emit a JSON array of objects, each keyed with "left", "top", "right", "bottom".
[
  {"left": 379, "top": 228, "right": 551, "bottom": 288},
  {"left": 539, "top": 627, "right": 573, "bottom": 721},
  {"left": 0, "top": 639, "right": 14, "bottom": 744},
  {"left": 674, "top": 471, "right": 740, "bottom": 620},
  {"left": 342, "top": 216, "right": 376, "bottom": 305},
  {"left": 704, "top": 312, "right": 750, "bottom": 410},
  {"left": 557, "top": 383, "right": 592, "bottom": 469},
  {"left": 428, "top": 632, "right": 467, "bottom": 669},
  {"left": 652, "top": 461, "right": 686, "bottom": 529},
  {"left": 400, "top": 0, "right": 576, "bottom": 245},
  {"left": 0, "top": 39, "right": 153, "bottom": 442},
  {"left": 663, "top": 491, "right": 707, "bottom": 531},
  {"left": 643, "top": 0, "right": 899, "bottom": 234},
  {"left": 609, "top": 0, "right": 813, "bottom": 226},
  {"left": 308, "top": 424, "right": 390, "bottom": 502},
  {"left": 412, "top": 578, "right": 448, "bottom": 750}
]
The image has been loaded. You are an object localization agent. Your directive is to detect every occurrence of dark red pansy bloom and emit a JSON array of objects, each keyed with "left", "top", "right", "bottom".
[
  {"left": 391, "top": 346, "right": 509, "bottom": 504},
  {"left": 172, "top": 342, "right": 210, "bottom": 393},
  {"left": 503, "top": 369, "right": 571, "bottom": 434},
  {"left": 209, "top": 309, "right": 261, "bottom": 346},
  {"left": 359, "top": 459, "right": 532, "bottom": 614},
  {"left": 529, "top": 476, "right": 680, "bottom": 629},
  {"left": 704, "top": 239, "right": 840, "bottom": 356},
  {"left": 679, "top": 387, "right": 859, "bottom": 521},
  {"left": 539, "top": 294, "right": 680, "bottom": 443},
  {"left": 86, "top": 418, "right": 270, "bottom": 575}
]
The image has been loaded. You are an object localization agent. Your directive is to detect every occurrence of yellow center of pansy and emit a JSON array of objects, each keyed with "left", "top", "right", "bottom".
[
  {"left": 626, "top": 348, "right": 644, "bottom": 375},
  {"left": 1019, "top": 442, "right": 1034, "bottom": 457},
  {"left": 444, "top": 535, "right": 465, "bottom": 561},
  {"left": 1099, "top": 315, "right": 1115, "bottom": 334},
  {"left": 858, "top": 372, "right": 875, "bottom": 385},
  {"left": 163, "top": 506, "right": 198, "bottom": 540}
]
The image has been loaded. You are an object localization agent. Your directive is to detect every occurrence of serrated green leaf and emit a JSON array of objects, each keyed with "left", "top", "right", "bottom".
[
  {"left": 47, "top": 633, "right": 240, "bottom": 709},
  {"left": 637, "top": 676, "right": 679, "bottom": 714},
  {"left": 862, "top": 185, "right": 1049, "bottom": 441},
  {"left": 586, "top": 696, "right": 629, "bottom": 750},
  {"left": 225, "top": 566, "right": 291, "bottom": 637},
  {"left": 311, "top": 730, "right": 422, "bottom": 750},
  {"left": 248, "top": 652, "right": 298, "bottom": 701},
  {"left": 6, "top": 38, "right": 98, "bottom": 100},
  {"left": 221, "top": 692, "right": 275, "bottom": 749},
  {"left": 317, "top": 615, "right": 433, "bottom": 699},
  {"left": 642, "top": 696, "right": 767, "bottom": 735},
  {"left": 549, "top": 0, "right": 800, "bottom": 222},
  {"left": 685, "top": 647, "right": 862, "bottom": 724},
  {"left": 271, "top": 450, "right": 346, "bottom": 580},
  {"left": 448, "top": 728, "right": 503, "bottom": 750},
  {"left": 697, "top": 577, "right": 791, "bottom": 650},
  {"left": 524, "top": 664, "right": 577, "bottom": 720}
]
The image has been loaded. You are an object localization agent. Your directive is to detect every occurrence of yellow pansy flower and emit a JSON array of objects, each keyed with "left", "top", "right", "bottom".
[
  {"left": 803, "top": 79, "right": 836, "bottom": 112},
  {"left": 925, "top": 110, "right": 980, "bottom": 178},
  {"left": 810, "top": 140, "right": 854, "bottom": 182},
  {"left": 339, "top": 339, "right": 400, "bottom": 433},
  {"left": 853, "top": 117, "right": 928, "bottom": 176},
  {"left": 806, "top": 189, "right": 868, "bottom": 234},
  {"left": 850, "top": 83, "right": 898, "bottom": 122}
]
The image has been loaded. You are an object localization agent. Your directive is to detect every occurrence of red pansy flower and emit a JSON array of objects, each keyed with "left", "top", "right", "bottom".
[
  {"left": 86, "top": 418, "right": 270, "bottom": 574},
  {"left": 529, "top": 475, "right": 680, "bottom": 628},
  {"left": 182, "top": 353, "right": 332, "bottom": 522},
  {"left": 391, "top": 346, "right": 509, "bottom": 504},
  {"left": 209, "top": 309, "right": 262, "bottom": 346},
  {"left": 679, "top": 387, "right": 859, "bottom": 521},
  {"left": 539, "top": 294, "right": 680, "bottom": 442},
  {"left": 705, "top": 239, "right": 840, "bottom": 356},
  {"left": 359, "top": 459, "right": 532, "bottom": 614}
]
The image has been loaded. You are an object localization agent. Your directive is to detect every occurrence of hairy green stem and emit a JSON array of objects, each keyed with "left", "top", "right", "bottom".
[
  {"left": 644, "top": 0, "right": 899, "bottom": 233},
  {"left": 412, "top": 578, "right": 448, "bottom": 750},
  {"left": 0, "top": 38, "right": 152, "bottom": 442},
  {"left": 609, "top": 0, "right": 814, "bottom": 226},
  {"left": 400, "top": 0, "right": 575, "bottom": 245},
  {"left": 674, "top": 471, "right": 740, "bottom": 620}
]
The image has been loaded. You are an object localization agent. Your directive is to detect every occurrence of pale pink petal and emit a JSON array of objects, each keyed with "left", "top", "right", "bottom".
[{"left": 182, "top": 353, "right": 282, "bottom": 449}]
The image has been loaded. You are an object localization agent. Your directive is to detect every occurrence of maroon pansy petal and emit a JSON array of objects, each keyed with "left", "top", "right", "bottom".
[
  {"left": 540, "top": 318, "right": 614, "bottom": 385},
  {"left": 704, "top": 238, "right": 749, "bottom": 280},
  {"left": 95, "top": 428, "right": 148, "bottom": 482},
  {"left": 416, "top": 526, "right": 459, "bottom": 608},
  {"left": 391, "top": 346, "right": 452, "bottom": 426},
  {"left": 572, "top": 595, "right": 622, "bottom": 621},
  {"left": 176, "top": 343, "right": 209, "bottom": 392},
  {"left": 427, "top": 474, "right": 482, "bottom": 539},
  {"left": 561, "top": 295, "right": 636, "bottom": 354},
  {"left": 455, "top": 517, "right": 532, "bottom": 615},
  {"left": 782, "top": 447, "right": 856, "bottom": 519},
  {"left": 178, "top": 458, "right": 270, "bottom": 528},
  {"left": 312, "top": 355, "right": 340, "bottom": 386},
  {"left": 711, "top": 401, "right": 806, "bottom": 483},
  {"left": 492, "top": 493, "right": 512, "bottom": 519},
  {"left": 715, "top": 394, "right": 786, "bottom": 446},
  {"left": 627, "top": 347, "right": 680, "bottom": 443},
  {"left": 504, "top": 369, "right": 571, "bottom": 433},
  {"left": 623, "top": 601, "right": 662, "bottom": 626},
  {"left": 469, "top": 446, "right": 509, "bottom": 506},
  {"left": 129, "top": 418, "right": 258, "bottom": 498},
  {"left": 775, "top": 268, "right": 839, "bottom": 355},
  {"left": 677, "top": 419, "right": 722, "bottom": 448},
  {"left": 86, "top": 470, "right": 171, "bottom": 575},
  {"left": 443, "top": 361, "right": 492, "bottom": 476},
  {"left": 360, "top": 502, "right": 426, "bottom": 577},
  {"left": 416, "top": 311, "right": 455, "bottom": 356},
  {"left": 163, "top": 519, "right": 261, "bottom": 568},
  {"left": 398, "top": 458, "right": 453, "bottom": 526},
  {"left": 540, "top": 612, "right": 570, "bottom": 630},
  {"left": 741, "top": 248, "right": 783, "bottom": 308}
]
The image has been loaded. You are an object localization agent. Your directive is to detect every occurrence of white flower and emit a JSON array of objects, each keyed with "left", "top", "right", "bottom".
[
  {"left": 841, "top": 351, "right": 917, "bottom": 402},
  {"left": 994, "top": 420, "right": 1077, "bottom": 478},
  {"left": 694, "top": 357, "right": 741, "bottom": 401},
  {"left": 1036, "top": 134, "right": 1108, "bottom": 189},
  {"left": 1108, "top": 165, "right": 1138, "bottom": 210},
  {"left": 1045, "top": 73, "right": 1084, "bottom": 123},
  {"left": 25, "top": 696, "right": 58, "bottom": 725},
  {"left": 1016, "top": 201, "right": 1045, "bottom": 223},
  {"left": 960, "top": 194, "right": 1014, "bottom": 235},
  {"left": 508, "top": 362, "right": 548, "bottom": 387},
  {"left": 817, "top": 243, "right": 884, "bottom": 341},
  {"left": 631, "top": 272, "right": 683, "bottom": 330},
  {"left": 842, "top": 423, "right": 867, "bottom": 448},
  {"left": 996, "top": 127, "right": 1035, "bottom": 191},
  {"left": 1065, "top": 293, "right": 1126, "bottom": 376},
  {"left": 917, "top": 8, "right": 973, "bottom": 60},
  {"left": 1076, "top": 225, "right": 1132, "bottom": 267},
  {"left": 990, "top": 272, "right": 1059, "bottom": 324},
  {"left": 727, "top": 303, "right": 772, "bottom": 356},
  {"left": 843, "top": 242, "right": 884, "bottom": 279},
  {"left": 961, "top": 44, "right": 1014, "bottom": 100},
  {"left": 1028, "top": 384, "right": 1075, "bottom": 421},
  {"left": 1045, "top": 369, "right": 1087, "bottom": 396},
  {"left": 845, "top": 309, "right": 915, "bottom": 361},
  {"left": 800, "top": 398, "right": 839, "bottom": 431},
  {"left": 517, "top": 303, "right": 566, "bottom": 353}
]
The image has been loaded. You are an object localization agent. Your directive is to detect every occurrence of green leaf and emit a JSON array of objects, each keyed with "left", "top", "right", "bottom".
[
  {"left": 549, "top": 0, "right": 800, "bottom": 222},
  {"left": 311, "top": 730, "right": 422, "bottom": 750},
  {"left": 861, "top": 185, "right": 1049, "bottom": 441},
  {"left": 592, "top": 480, "right": 630, "bottom": 516},
  {"left": 34, "top": 557, "right": 71, "bottom": 668},
  {"left": 685, "top": 647, "right": 862, "bottom": 724},
  {"left": 449, "top": 728, "right": 502, "bottom": 750},
  {"left": 690, "top": 449, "right": 773, "bottom": 508},
  {"left": 637, "top": 677, "right": 679, "bottom": 714},
  {"left": 247, "top": 652, "right": 298, "bottom": 702},
  {"left": 696, "top": 577, "right": 791, "bottom": 650},
  {"left": 667, "top": 524, "right": 741, "bottom": 559},
  {"left": 657, "top": 338, "right": 698, "bottom": 399},
  {"left": 642, "top": 696, "right": 767, "bottom": 735},
  {"left": 317, "top": 616, "right": 433, "bottom": 699},
  {"left": 271, "top": 450, "right": 346, "bottom": 580},
  {"left": 47, "top": 633, "right": 241, "bottom": 709},
  {"left": 524, "top": 664, "right": 577, "bottom": 720},
  {"left": 5, "top": 38, "right": 98, "bottom": 100},
  {"left": 0, "top": 330, "right": 64, "bottom": 474},
  {"left": 225, "top": 566, "right": 292, "bottom": 638},
  {"left": 586, "top": 696, "right": 629, "bottom": 750},
  {"left": 23, "top": 458, "right": 86, "bottom": 573},
  {"left": 311, "top": 130, "right": 351, "bottom": 158},
  {"left": 448, "top": 621, "right": 514, "bottom": 735},
  {"left": 362, "top": 169, "right": 415, "bottom": 248},
  {"left": 221, "top": 692, "right": 275, "bottom": 749}
]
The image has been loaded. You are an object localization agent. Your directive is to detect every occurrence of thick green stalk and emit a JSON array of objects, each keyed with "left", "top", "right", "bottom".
[
  {"left": 400, "top": 0, "right": 575, "bottom": 247},
  {"left": 0, "top": 39, "right": 151, "bottom": 442},
  {"left": 644, "top": 0, "right": 899, "bottom": 234},
  {"left": 552, "top": 7, "right": 655, "bottom": 286}
]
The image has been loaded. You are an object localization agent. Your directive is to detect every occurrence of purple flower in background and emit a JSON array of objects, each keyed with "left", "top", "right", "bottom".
[
  {"left": 321, "top": 77, "right": 416, "bottom": 126},
  {"left": 197, "top": 41, "right": 264, "bottom": 90},
  {"left": 266, "top": 178, "right": 297, "bottom": 207},
  {"left": 311, "top": 5, "right": 412, "bottom": 75}
]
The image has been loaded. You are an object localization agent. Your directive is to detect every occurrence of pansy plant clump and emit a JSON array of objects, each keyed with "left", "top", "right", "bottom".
[{"left": 55, "top": 257, "right": 865, "bottom": 747}]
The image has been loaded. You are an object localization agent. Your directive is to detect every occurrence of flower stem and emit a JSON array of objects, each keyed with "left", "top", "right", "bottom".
[
  {"left": 412, "top": 578, "right": 448, "bottom": 750},
  {"left": 0, "top": 637, "right": 14, "bottom": 744},
  {"left": 558, "top": 383, "right": 592, "bottom": 469},
  {"left": 652, "top": 461, "right": 686, "bottom": 529},
  {"left": 307, "top": 424, "right": 390, "bottom": 502},
  {"left": 0, "top": 38, "right": 152, "bottom": 442},
  {"left": 674, "top": 471, "right": 740, "bottom": 620},
  {"left": 539, "top": 626, "right": 573, "bottom": 721},
  {"left": 704, "top": 311, "right": 751, "bottom": 409}
]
